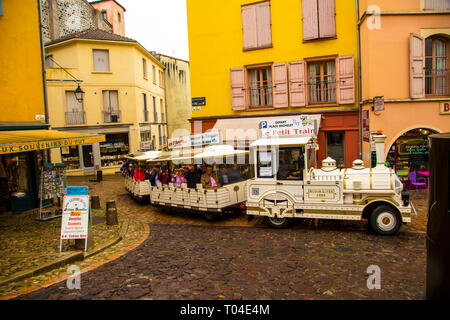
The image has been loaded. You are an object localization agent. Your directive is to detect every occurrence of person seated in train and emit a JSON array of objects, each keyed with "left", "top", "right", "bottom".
[
  {"left": 120, "top": 159, "right": 132, "bottom": 176},
  {"left": 201, "top": 165, "right": 218, "bottom": 189},
  {"left": 158, "top": 169, "right": 170, "bottom": 186},
  {"left": 154, "top": 167, "right": 161, "bottom": 186},
  {"left": 218, "top": 165, "right": 229, "bottom": 186},
  {"left": 184, "top": 165, "right": 197, "bottom": 188},
  {"left": 133, "top": 165, "right": 146, "bottom": 181},
  {"left": 172, "top": 168, "right": 186, "bottom": 188},
  {"left": 227, "top": 164, "right": 247, "bottom": 183}
]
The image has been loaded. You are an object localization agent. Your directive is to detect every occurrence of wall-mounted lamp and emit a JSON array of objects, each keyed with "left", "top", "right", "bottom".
[{"left": 74, "top": 83, "right": 85, "bottom": 103}]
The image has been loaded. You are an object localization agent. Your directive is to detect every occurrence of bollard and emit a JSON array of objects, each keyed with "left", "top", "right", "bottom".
[
  {"left": 91, "top": 195, "right": 101, "bottom": 209},
  {"left": 105, "top": 200, "right": 119, "bottom": 225},
  {"left": 96, "top": 169, "right": 103, "bottom": 182}
]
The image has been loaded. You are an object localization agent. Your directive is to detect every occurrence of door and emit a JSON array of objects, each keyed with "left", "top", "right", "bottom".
[{"left": 82, "top": 145, "right": 94, "bottom": 168}]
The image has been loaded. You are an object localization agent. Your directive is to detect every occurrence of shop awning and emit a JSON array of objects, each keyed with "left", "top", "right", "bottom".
[{"left": 0, "top": 130, "right": 105, "bottom": 155}]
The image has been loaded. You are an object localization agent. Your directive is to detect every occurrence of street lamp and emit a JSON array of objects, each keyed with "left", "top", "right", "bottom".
[{"left": 74, "top": 83, "right": 85, "bottom": 103}]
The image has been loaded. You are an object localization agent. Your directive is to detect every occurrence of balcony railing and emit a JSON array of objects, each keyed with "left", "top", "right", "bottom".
[
  {"left": 426, "top": 68, "right": 449, "bottom": 96},
  {"left": 308, "top": 79, "right": 336, "bottom": 104},
  {"left": 66, "top": 111, "right": 85, "bottom": 125},
  {"left": 248, "top": 84, "right": 273, "bottom": 107},
  {"left": 103, "top": 109, "right": 121, "bottom": 123}
]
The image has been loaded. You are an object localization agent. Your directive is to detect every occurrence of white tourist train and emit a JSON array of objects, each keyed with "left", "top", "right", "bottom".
[{"left": 124, "top": 117, "right": 415, "bottom": 235}]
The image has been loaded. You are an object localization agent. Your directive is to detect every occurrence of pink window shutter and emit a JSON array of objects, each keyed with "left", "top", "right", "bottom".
[
  {"left": 409, "top": 33, "right": 426, "bottom": 99},
  {"left": 318, "top": 0, "right": 336, "bottom": 38},
  {"left": 230, "top": 68, "right": 246, "bottom": 111},
  {"left": 256, "top": 1, "right": 272, "bottom": 48},
  {"left": 242, "top": 5, "right": 258, "bottom": 50},
  {"left": 273, "top": 63, "right": 289, "bottom": 108},
  {"left": 288, "top": 61, "right": 306, "bottom": 107},
  {"left": 302, "top": 0, "right": 319, "bottom": 41},
  {"left": 337, "top": 55, "right": 355, "bottom": 105}
]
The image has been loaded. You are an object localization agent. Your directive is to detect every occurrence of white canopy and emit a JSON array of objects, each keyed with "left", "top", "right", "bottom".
[
  {"left": 127, "top": 151, "right": 162, "bottom": 161},
  {"left": 194, "top": 144, "right": 248, "bottom": 160},
  {"left": 250, "top": 136, "right": 314, "bottom": 147}
]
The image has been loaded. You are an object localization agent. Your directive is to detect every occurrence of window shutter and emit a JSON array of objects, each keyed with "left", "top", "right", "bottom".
[
  {"left": 230, "top": 68, "right": 246, "bottom": 110},
  {"left": 318, "top": 0, "right": 336, "bottom": 38},
  {"left": 302, "top": 0, "right": 319, "bottom": 41},
  {"left": 66, "top": 92, "right": 82, "bottom": 112},
  {"left": 409, "top": 33, "right": 426, "bottom": 99},
  {"left": 93, "top": 50, "right": 109, "bottom": 72},
  {"left": 337, "top": 55, "right": 355, "bottom": 105},
  {"left": 273, "top": 63, "right": 289, "bottom": 108},
  {"left": 110, "top": 91, "right": 119, "bottom": 110},
  {"left": 424, "top": 0, "right": 450, "bottom": 10},
  {"left": 288, "top": 61, "right": 306, "bottom": 107},
  {"left": 256, "top": 1, "right": 272, "bottom": 48},
  {"left": 242, "top": 5, "right": 258, "bottom": 50}
]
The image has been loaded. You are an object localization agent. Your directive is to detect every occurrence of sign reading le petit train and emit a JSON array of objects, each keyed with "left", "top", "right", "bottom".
[{"left": 260, "top": 116, "right": 316, "bottom": 137}]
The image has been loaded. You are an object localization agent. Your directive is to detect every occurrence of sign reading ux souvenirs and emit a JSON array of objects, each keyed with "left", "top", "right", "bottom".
[
  {"left": 61, "top": 187, "right": 89, "bottom": 241},
  {"left": 260, "top": 116, "right": 316, "bottom": 137},
  {"left": 168, "top": 131, "right": 221, "bottom": 149}
]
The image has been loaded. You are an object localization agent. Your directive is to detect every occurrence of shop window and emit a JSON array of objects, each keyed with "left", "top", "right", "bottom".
[
  {"left": 277, "top": 147, "right": 305, "bottom": 180},
  {"left": 61, "top": 146, "right": 80, "bottom": 170},
  {"left": 424, "top": 0, "right": 450, "bottom": 10},
  {"left": 82, "top": 145, "right": 94, "bottom": 168},
  {"left": 308, "top": 60, "right": 336, "bottom": 104},
  {"left": 93, "top": 49, "right": 109, "bottom": 72},
  {"left": 248, "top": 65, "right": 273, "bottom": 108},
  {"left": 241, "top": 1, "right": 272, "bottom": 50},
  {"left": 425, "top": 36, "right": 449, "bottom": 96},
  {"left": 326, "top": 131, "right": 345, "bottom": 168},
  {"left": 100, "top": 133, "right": 129, "bottom": 167}
]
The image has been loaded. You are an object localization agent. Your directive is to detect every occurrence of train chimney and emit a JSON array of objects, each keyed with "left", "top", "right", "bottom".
[{"left": 373, "top": 135, "right": 387, "bottom": 167}]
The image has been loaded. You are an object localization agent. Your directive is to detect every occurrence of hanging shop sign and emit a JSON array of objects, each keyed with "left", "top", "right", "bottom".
[
  {"left": 259, "top": 116, "right": 316, "bottom": 137},
  {"left": 140, "top": 141, "right": 153, "bottom": 151},
  {"left": 60, "top": 186, "right": 90, "bottom": 251},
  {"left": 168, "top": 131, "right": 221, "bottom": 149},
  {"left": 440, "top": 101, "right": 450, "bottom": 115}
]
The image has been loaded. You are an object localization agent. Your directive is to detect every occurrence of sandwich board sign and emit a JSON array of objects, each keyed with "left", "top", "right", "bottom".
[{"left": 60, "top": 186, "right": 90, "bottom": 252}]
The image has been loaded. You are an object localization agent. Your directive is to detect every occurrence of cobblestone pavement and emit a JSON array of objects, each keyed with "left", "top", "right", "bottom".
[
  {"left": 3, "top": 175, "right": 428, "bottom": 299},
  {"left": 16, "top": 224, "right": 425, "bottom": 300}
]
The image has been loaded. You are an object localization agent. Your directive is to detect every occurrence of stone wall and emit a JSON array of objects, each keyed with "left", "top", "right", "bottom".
[{"left": 41, "top": 0, "right": 112, "bottom": 43}]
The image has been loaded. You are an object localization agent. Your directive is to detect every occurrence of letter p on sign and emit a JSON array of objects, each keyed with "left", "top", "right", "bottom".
[{"left": 441, "top": 102, "right": 450, "bottom": 115}]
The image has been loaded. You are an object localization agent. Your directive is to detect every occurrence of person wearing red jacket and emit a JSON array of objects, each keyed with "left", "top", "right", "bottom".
[{"left": 133, "top": 166, "right": 146, "bottom": 181}]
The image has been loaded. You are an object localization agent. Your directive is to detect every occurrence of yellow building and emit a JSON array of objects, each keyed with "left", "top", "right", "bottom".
[
  {"left": 187, "top": 0, "right": 360, "bottom": 167},
  {"left": 45, "top": 29, "right": 167, "bottom": 175}
]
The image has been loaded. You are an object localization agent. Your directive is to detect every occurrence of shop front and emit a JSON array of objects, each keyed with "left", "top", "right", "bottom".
[
  {"left": 386, "top": 128, "right": 437, "bottom": 190},
  {"left": 0, "top": 130, "right": 104, "bottom": 213}
]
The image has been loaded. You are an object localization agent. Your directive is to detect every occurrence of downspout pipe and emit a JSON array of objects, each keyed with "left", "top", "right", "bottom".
[
  {"left": 37, "top": 0, "right": 49, "bottom": 127},
  {"left": 356, "top": 0, "right": 363, "bottom": 160}
]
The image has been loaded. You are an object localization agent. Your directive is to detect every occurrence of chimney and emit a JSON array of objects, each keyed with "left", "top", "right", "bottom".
[{"left": 373, "top": 135, "right": 387, "bottom": 167}]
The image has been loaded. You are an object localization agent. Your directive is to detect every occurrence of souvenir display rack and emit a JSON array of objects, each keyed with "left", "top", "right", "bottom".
[{"left": 37, "top": 163, "right": 67, "bottom": 221}]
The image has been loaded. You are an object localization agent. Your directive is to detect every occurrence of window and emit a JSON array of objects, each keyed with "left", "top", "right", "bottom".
[
  {"left": 159, "top": 70, "right": 164, "bottom": 87},
  {"left": 326, "top": 131, "right": 345, "bottom": 168},
  {"left": 101, "top": 10, "right": 107, "bottom": 20},
  {"left": 424, "top": 0, "right": 450, "bottom": 10},
  {"left": 65, "top": 91, "right": 84, "bottom": 125},
  {"left": 307, "top": 60, "right": 336, "bottom": 104},
  {"left": 160, "top": 98, "right": 164, "bottom": 115},
  {"left": 143, "top": 58, "right": 147, "bottom": 78},
  {"left": 302, "top": 0, "right": 336, "bottom": 41},
  {"left": 241, "top": 1, "right": 272, "bottom": 50},
  {"left": 45, "top": 55, "right": 54, "bottom": 68},
  {"left": 61, "top": 146, "right": 80, "bottom": 170},
  {"left": 247, "top": 66, "right": 273, "bottom": 108},
  {"left": 152, "top": 65, "right": 156, "bottom": 84},
  {"left": 257, "top": 150, "right": 273, "bottom": 178},
  {"left": 143, "top": 93, "right": 148, "bottom": 122},
  {"left": 117, "top": 12, "right": 121, "bottom": 22},
  {"left": 102, "top": 90, "right": 120, "bottom": 123},
  {"left": 158, "top": 125, "right": 162, "bottom": 146},
  {"left": 277, "top": 147, "right": 305, "bottom": 181},
  {"left": 93, "top": 49, "right": 109, "bottom": 72},
  {"left": 0, "top": 0, "right": 3, "bottom": 16},
  {"left": 153, "top": 96, "right": 157, "bottom": 121},
  {"left": 425, "top": 36, "right": 448, "bottom": 96}
]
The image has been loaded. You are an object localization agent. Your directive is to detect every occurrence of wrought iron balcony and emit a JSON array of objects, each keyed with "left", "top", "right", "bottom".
[
  {"left": 66, "top": 111, "right": 85, "bottom": 125},
  {"left": 103, "top": 109, "right": 121, "bottom": 123}
]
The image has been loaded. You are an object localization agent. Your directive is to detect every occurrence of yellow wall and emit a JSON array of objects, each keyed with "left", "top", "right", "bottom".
[
  {"left": 187, "top": 0, "right": 359, "bottom": 119},
  {"left": 0, "top": 0, "right": 46, "bottom": 123},
  {"left": 45, "top": 39, "right": 166, "bottom": 153}
]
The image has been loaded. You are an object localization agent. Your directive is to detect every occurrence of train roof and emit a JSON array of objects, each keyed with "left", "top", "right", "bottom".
[
  {"left": 146, "top": 145, "right": 249, "bottom": 163},
  {"left": 250, "top": 136, "right": 315, "bottom": 147}
]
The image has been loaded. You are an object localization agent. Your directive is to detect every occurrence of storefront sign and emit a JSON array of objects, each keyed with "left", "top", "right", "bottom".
[
  {"left": 140, "top": 141, "right": 153, "bottom": 150},
  {"left": 60, "top": 187, "right": 90, "bottom": 251},
  {"left": 168, "top": 131, "right": 221, "bottom": 149},
  {"left": 192, "top": 97, "right": 206, "bottom": 106},
  {"left": 260, "top": 116, "right": 316, "bottom": 137},
  {"left": 440, "top": 101, "right": 450, "bottom": 115}
]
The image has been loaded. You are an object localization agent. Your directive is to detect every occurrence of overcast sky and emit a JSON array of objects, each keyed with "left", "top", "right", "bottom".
[{"left": 108, "top": 0, "right": 190, "bottom": 61}]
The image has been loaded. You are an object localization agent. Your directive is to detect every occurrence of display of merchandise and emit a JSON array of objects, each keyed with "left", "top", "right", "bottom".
[{"left": 40, "top": 163, "right": 67, "bottom": 199}]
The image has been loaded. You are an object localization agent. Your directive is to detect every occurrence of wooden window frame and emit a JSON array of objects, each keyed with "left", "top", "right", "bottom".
[
  {"left": 305, "top": 55, "right": 338, "bottom": 106},
  {"left": 425, "top": 36, "right": 449, "bottom": 97},
  {"left": 244, "top": 62, "right": 274, "bottom": 111}
]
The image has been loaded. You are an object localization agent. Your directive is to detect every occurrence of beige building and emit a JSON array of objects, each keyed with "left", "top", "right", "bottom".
[
  {"left": 154, "top": 53, "right": 192, "bottom": 139},
  {"left": 45, "top": 29, "right": 167, "bottom": 175}
]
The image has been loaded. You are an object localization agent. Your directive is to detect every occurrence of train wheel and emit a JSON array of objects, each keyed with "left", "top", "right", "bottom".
[
  {"left": 204, "top": 212, "right": 219, "bottom": 221},
  {"left": 264, "top": 216, "right": 291, "bottom": 229},
  {"left": 369, "top": 205, "right": 401, "bottom": 235}
]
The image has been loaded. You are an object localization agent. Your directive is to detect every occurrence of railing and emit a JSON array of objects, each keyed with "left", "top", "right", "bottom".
[
  {"left": 103, "top": 109, "right": 121, "bottom": 123},
  {"left": 425, "top": 68, "right": 449, "bottom": 95},
  {"left": 308, "top": 79, "right": 336, "bottom": 104},
  {"left": 66, "top": 111, "right": 85, "bottom": 125},
  {"left": 248, "top": 84, "right": 273, "bottom": 107}
]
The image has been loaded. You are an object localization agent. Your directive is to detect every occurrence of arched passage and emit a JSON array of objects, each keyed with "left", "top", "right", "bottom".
[{"left": 386, "top": 128, "right": 438, "bottom": 190}]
